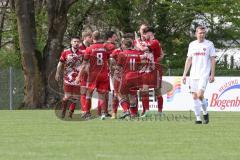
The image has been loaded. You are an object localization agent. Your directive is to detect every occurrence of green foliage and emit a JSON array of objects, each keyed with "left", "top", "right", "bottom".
[
  {"left": 1, "top": 0, "right": 240, "bottom": 70},
  {"left": 35, "top": 7, "right": 48, "bottom": 52},
  {"left": 0, "top": 49, "right": 21, "bottom": 68},
  {"left": 2, "top": 9, "right": 20, "bottom": 51}
]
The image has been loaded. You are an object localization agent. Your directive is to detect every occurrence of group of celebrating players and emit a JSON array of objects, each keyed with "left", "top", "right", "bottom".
[{"left": 55, "top": 23, "right": 164, "bottom": 120}]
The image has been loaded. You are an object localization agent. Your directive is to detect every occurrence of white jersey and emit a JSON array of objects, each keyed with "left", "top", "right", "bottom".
[{"left": 187, "top": 39, "right": 216, "bottom": 79}]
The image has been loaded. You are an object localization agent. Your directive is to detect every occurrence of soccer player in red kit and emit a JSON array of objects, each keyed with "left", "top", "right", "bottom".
[
  {"left": 76, "top": 31, "right": 92, "bottom": 114},
  {"left": 55, "top": 36, "right": 84, "bottom": 118},
  {"left": 116, "top": 38, "right": 145, "bottom": 119},
  {"left": 110, "top": 33, "right": 139, "bottom": 118},
  {"left": 135, "top": 26, "right": 164, "bottom": 117},
  {"left": 94, "top": 31, "right": 118, "bottom": 117},
  {"left": 80, "top": 31, "right": 110, "bottom": 120}
]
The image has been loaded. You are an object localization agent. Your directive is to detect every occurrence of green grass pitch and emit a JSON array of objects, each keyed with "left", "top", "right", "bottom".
[{"left": 0, "top": 110, "right": 240, "bottom": 160}]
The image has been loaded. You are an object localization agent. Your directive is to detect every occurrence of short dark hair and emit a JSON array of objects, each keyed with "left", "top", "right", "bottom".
[
  {"left": 71, "top": 36, "right": 81, "bottom": 40},
  {"left": 105, "top": 31, "right": 116, "bottom": 40},
  {"left": 142, "top": 26, "right": 155, "bottom": 34}
]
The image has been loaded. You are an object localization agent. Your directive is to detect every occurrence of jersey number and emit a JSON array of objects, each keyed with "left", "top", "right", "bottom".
[
  {"left": 129, "top": 58, "right": 136, "bottom": 71},
  {"left": 96, "top": 52, "right": 103, "bottom": 65}
]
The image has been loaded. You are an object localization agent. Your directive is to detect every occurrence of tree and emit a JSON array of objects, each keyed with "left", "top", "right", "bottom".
[
  {"left": 42, "top": 0, "right": 77, "bottom": 106},
  {"left": 15, "top": 0, "right": 45, "bottom": 108},
  {"left": 14, "top": 0, "right": 77, "bottom": 108},
  {"left": 0, "top": 0, "right": 9, "bottom": 48}
]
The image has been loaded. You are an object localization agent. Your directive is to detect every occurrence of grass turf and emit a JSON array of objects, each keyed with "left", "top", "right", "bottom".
[{"left": 0, "top": 110, "right": 239, "bottom": 160}]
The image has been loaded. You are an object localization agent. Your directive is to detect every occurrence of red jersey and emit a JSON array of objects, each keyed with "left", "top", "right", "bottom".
[
  {"left": 111, "top": 48, "right": 122, "bottom": 60},
  {"left": 60, "top": 48, "right": 84, "bottom": 85},
  {"left": 117, "top": 49, "right": 144, "bottom": 79},
  {"left": 104, "top": 42, "right": 116, "bottom": 54},
  {"left": 79, "top": 42, "right": 88, "bottom": 54},
  {"left": 134, "top": 38, "right": 162, "bottom": 71},
  {"left": 134, "top": 38, "right": 162, "bottom": 61},
  {"left": 117, "top": 49, "right": 144, "bottom": 94},
  {"left": 84, "top": 42, "right": 110, "bottom": 77},
  {"left": 145, "top": 39, "right": 162, "bottom": 62}
]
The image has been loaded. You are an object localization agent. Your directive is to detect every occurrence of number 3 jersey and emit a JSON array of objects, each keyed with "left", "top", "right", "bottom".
[{"left": 84, "top": 42, "right": 110, "bottom": 81}]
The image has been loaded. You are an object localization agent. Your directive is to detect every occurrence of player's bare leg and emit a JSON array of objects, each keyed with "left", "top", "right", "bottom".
[
  {"left": 97, "top": 92, "right": 111, "bottom": 117},
  {"left": 111, "top": 91, "right": 119, "bottom": 119},
  {"left": 118, "top": 93, "right": 130, "bottom": 119}
]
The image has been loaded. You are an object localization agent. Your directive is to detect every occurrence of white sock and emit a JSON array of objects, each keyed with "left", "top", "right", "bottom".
[
  {"left": 193, "top": 99, "right": 201, "bottom": 121},
  {"left": 200, "top": 98, "right": 208, "bottom": 115}
]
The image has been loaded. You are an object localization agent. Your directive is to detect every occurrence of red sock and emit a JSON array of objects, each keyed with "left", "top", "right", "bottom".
[
  {"left": 112, "top": 97, "right": 119, "bottom": 113},
  {"left": 130, "top": 107, "right": 138, "bottom": 116},
  {"left": 85, "top": 98, "right": 91, "bottom": 113},
  {"left": 142, "top": 93, "right": 149, "bottom": 111},
  {"left": 157, "top": 95, "right": 163, "bottom": 112},
  {"left": 81, "top": 94, "right": 86, "bottom": 112},
  {"left": 69, "top": 103, "right": 76, "bottom": 112},
  {"left": 120, "top": 100, "right": 129, "bottom": 112}
]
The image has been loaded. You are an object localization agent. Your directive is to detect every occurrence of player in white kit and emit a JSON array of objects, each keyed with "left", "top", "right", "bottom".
[{"left": 182, "top": 26, "right": 216, "bottom": 124}]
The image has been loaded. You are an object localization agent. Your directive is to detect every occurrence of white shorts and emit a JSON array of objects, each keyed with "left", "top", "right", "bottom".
[{"left": 189, "top": 78, "right": 208, "bottom": 93}]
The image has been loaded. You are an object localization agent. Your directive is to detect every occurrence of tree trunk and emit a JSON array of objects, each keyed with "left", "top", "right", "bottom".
[
  {"left": 42, "top": 0, "right": 76, "bottom": 106},
  {"left": 15, "top": 0, "right": 45, "bottom": 108},
  {"left": 0, "top": 0, "right": 9, "bottom": 48}
]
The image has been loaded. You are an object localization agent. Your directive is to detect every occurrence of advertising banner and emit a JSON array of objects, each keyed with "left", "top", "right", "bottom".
[{"left": 92, "top": 77, "right": 240, "bottom": 112}]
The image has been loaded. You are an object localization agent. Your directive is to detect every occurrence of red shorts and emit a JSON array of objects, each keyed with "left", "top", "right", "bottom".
[
  {"left": 119, "top": 72, "right": 142, "bottom": 95},
  {"left": 63, "top": 84, "right": 80, "bottom": 95},
  {"left": 87, "top": 73, "right": 110, "bottom": 93},
  {"left": 141, "top": 68, "right": 163, "bottom": 89}
]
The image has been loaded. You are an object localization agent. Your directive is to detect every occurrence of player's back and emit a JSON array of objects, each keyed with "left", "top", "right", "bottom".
[
  {"left": 118, "top": 49, "right": 143, "bottom": 79},
  {"left": 104, "top": 42, "right": 116, "bottom": 54},
  {"left": 85, "top": 42, "right": 109, "bottom": 74}
]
